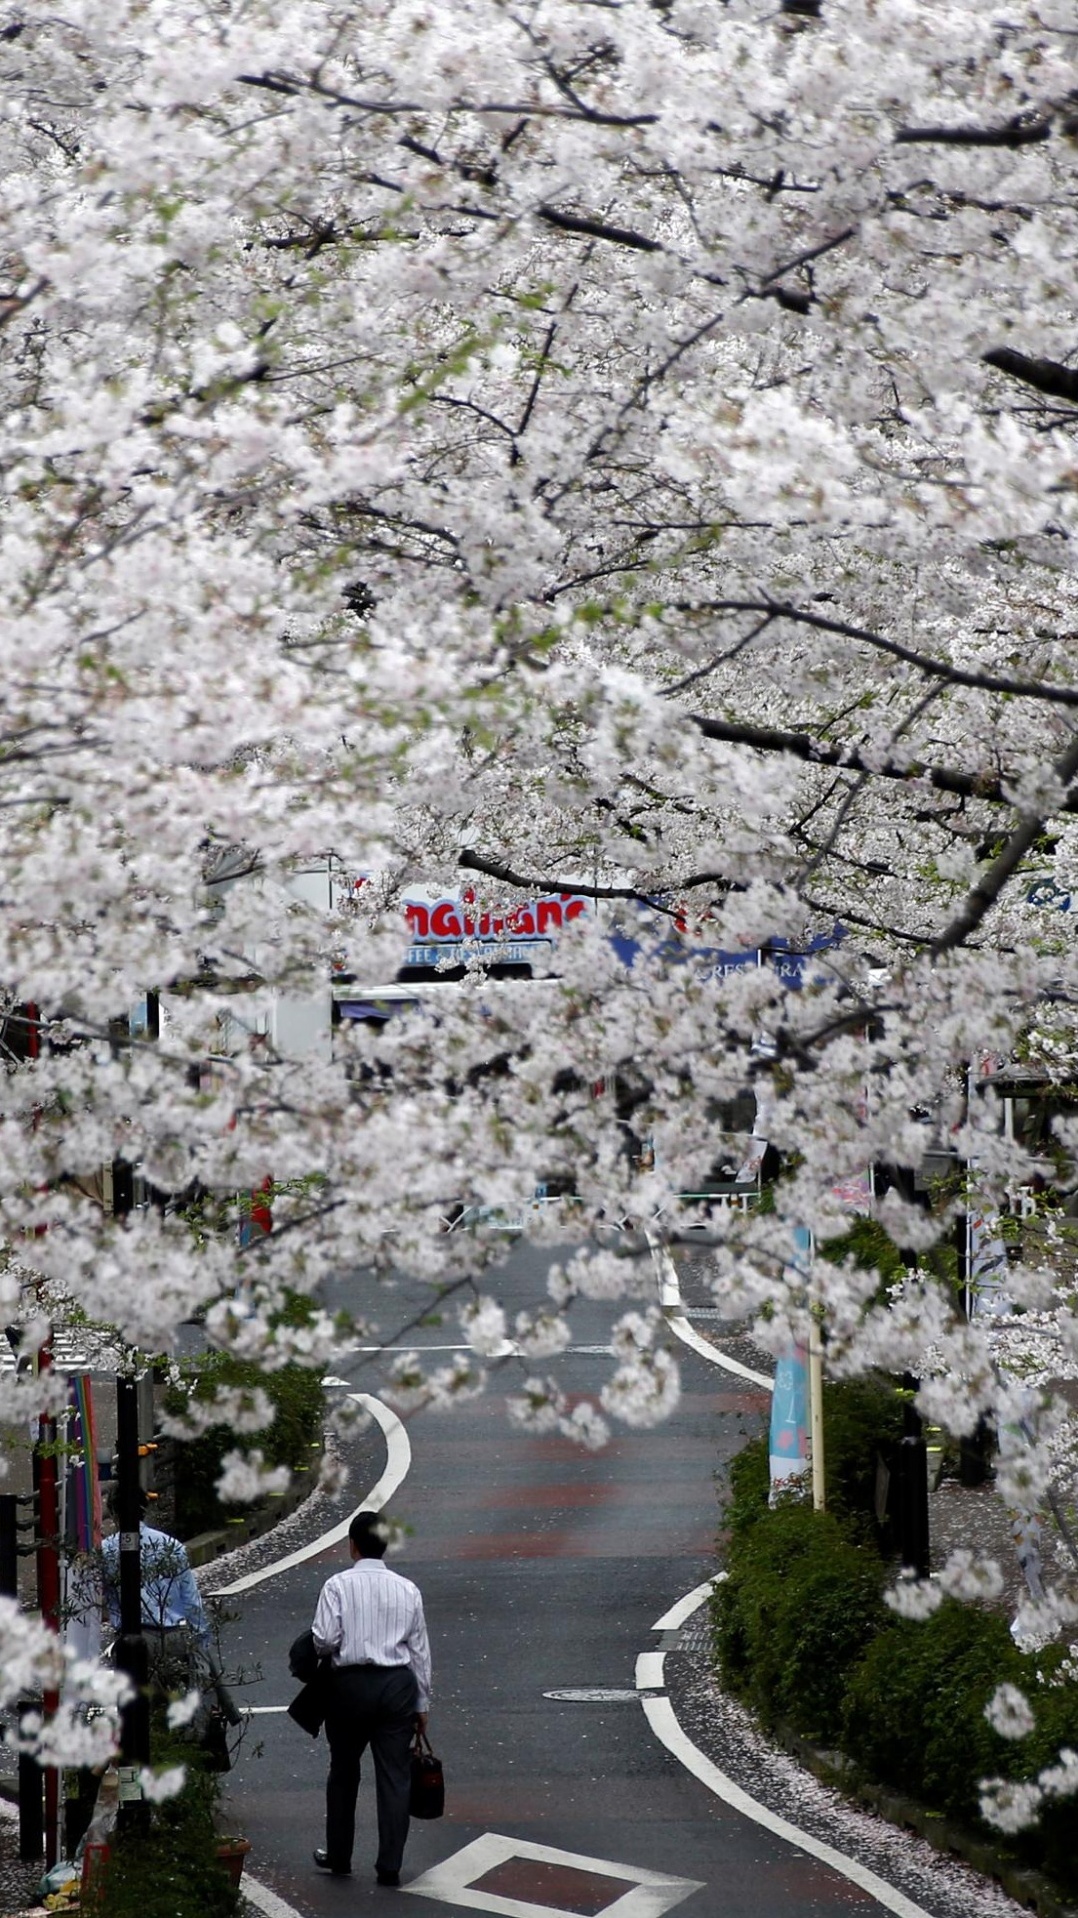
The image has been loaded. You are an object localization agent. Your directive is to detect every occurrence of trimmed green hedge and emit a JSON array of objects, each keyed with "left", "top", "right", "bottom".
[
  {"left": 845, "top": 1606, "right": 1078, "bottom": 1887},
  {"left": 715, "top": 1382, "right": 1078, "bottom": 1895},
  {"left": 716, "top": 1502, "right": 887, "bottom": 1741}
]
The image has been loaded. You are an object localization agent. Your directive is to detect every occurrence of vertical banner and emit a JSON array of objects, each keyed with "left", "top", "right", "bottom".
[
  {"left": 769, "top": 1226, "right": 813, "bottom": 1502},
  {"left": 64, "top": 1376, "right": 103, "bottom": 1663}
]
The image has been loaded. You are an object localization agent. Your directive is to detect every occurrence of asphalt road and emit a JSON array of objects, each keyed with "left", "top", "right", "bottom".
[{"left": 215, "top": 1240, "right": 899, "bottom": 1918}]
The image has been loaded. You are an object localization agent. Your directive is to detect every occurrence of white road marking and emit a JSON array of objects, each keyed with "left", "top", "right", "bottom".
[
  {"left": 207, "top": 1392, "right": 411, "bottom": 1597},
  {"left": 337, "top": 1342, "right": 614, "bottom": 1356},
  {"left": 641, "top": 1588, "right": 935, "bottom": 1918},
  {"left": 243, "top": 1705, "right": 289, "bottom": 1714},
  {"left": 644, "top": 1259, "right": 942, "bottom": 1916},
  {"left": 651, "top": 1575, "right": 724, "bottom": 1633},
  {"left": 242, "top": 1872, "right": 307, "bottom": 1918},
  {"left": 651, "top": 1240, "right": 772, "bottom": 1389},
  {"left": 404, "top": 1831, "right": 703, "bottom": 1917},
  {"left": 634, "top": 1650, "right": 666, "bottom": 1692}
]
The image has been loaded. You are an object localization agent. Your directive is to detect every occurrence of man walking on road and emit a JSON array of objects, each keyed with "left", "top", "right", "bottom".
[{"left": 311, "top": 1511, "right": 432, "bottom": 1886}]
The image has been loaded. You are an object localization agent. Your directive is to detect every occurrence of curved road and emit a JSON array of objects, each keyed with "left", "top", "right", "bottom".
[{"left": 215, "top": 1241, "right": 911, "bottom": 1918}]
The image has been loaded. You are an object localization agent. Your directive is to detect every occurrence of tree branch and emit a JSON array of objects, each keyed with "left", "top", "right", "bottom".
[
  {"left": 677, "top": 598, "right": 1078, "bottom": 709},
  {"left": 685, "top": 711, "right": 1073, "bottom": 810},
  {"left": 983, "top": 347, "right": 1078, "bottom": 405},
  {"left": 930, "top": 730, "right": 1078, "bottom": 956},
  {"left": 459, "top": 849, "right": 678, "bottom": 910},
  {"left": 896, "top": 115, "right": 1052, "bottom": 148},
  {"left": 538, "top": 205, "right": 662, "bottom": 251}
]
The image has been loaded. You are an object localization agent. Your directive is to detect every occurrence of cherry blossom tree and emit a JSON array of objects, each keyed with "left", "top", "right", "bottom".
[{"left": 1, "top": 0, "right": 1077, "bottom": 1789}]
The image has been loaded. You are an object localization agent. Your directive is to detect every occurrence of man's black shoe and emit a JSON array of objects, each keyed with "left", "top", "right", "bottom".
[
  {"left": 377, "top": 1870, "right": 401, "bottom": 1887},
  {"left": 313, "top": 1849, "right": 351, "bottom": 1877}
]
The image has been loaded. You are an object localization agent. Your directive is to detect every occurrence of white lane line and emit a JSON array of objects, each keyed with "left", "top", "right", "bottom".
[
  {"left": 208, "top": 1392, "right": 410, "bottom": 1597},
  {"left": 640, "top": 1586, "right": 935, "bottom": 1918},
  {"left": 242, "top": 1872, "right": 307, "bottom": 1918},
  {"left": 642, "top": 1692, "right": 935, "bottom": 1918},
  {"left": 651, "top": 1575, "right": 724, "bottom": 1633},
  {"left": 634, "top": 1650, "right": 666, "bottom": 1692},
  {"left": 335, "top": 1343, "right": 614, "bottom": 1356},
  {"left": 651, "top": 1240, "right": 772, "bottom": 1390}
]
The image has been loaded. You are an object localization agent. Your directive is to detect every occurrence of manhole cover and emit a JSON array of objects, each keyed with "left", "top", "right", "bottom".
[{"left": 543, "top": 1688, "right": 639, "bottom": 1703}]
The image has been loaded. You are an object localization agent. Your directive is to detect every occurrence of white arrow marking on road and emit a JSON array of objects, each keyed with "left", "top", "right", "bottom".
[{"left": 207, "top": 1392, "right": 411, "bottom": 1597}]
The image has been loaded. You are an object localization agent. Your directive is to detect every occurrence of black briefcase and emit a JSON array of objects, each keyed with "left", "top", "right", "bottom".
[{"left": 410, "top": 1731, "right": 445, "bottom": 1819}]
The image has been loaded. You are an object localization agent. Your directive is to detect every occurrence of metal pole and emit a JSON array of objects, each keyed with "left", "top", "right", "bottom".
[
  {"left": 895, "top": 1375, "right": 930, "bottom": 1577},
  {"left": 808, "top": 1314, "right": 826, "bottom": 1512},
  {"left": 36, "top": 1347, "right": 61, "bottom": 1870},
  {"left": 115, "top": 1374, "right": 150, "bottom": 1829},
  {"left": 0, "top": 1494, "right": 16, "bottom": 1597}
]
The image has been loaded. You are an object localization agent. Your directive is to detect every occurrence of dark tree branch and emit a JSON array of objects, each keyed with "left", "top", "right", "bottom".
[
  {"left": 684, "top": 710, "right": 1078, "bottom": 810},
  {"left": 538, "top": 205, "right": 662, "bottom": 251},
  {"left": 238, "top": 72, "right": 659, "bottom": 126},
  {"left": 931, "top": 729, "right": 1078, "bottom": 956},
  {"left": 459, "top": 849, "right": 681, "bottom": 910},
  {"left": 896, "top": 115, "right": 1052, "bottom": 148},
  {"left": 676, "top": 597, "right": 1078, "bottom": 709},
  {"left": 983, "top": 347, "right": 1078, "bottom": 404}
]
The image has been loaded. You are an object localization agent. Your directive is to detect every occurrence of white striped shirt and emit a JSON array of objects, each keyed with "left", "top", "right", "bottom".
[{"left": 312, "top": 1558, "right": 432, "bottom": 1711}]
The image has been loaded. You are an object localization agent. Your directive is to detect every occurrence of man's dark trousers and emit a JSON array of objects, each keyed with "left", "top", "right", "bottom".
[{"left": 323, "top": 1665, "right": 418, "bottom": 1875}]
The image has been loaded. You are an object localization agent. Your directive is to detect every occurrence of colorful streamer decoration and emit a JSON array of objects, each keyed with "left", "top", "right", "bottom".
[{"left": 68, "top": 1374, "right": 102, "bottom": 1554}]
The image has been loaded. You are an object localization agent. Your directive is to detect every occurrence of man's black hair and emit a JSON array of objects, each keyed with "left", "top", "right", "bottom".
[
  {"left": 106, "top": 1483, "right": 149, "bottom": 1522},
  {"left": 349, "top": 1512, "right": 388, "bottom": 1557}
]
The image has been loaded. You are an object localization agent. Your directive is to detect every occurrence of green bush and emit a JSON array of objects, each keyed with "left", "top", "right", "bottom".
[
  {"left": 843, "top": 1600, "right": 1027, "bottom": 1819},
  {"left": 843, "top": 1600, "right": 1078, "bottom": 1891},
  {"left": 719, "top": 1374, "right": 905, "bottom": 1548},
  {"left": 99, "top": 1756, "right": 237, "bottom": 1917},
  {"left": 715, "top": 1504, "right": 887, "bottom": 1742},
  {"left": 166, "top": 1353, "right": 324, "bottom": 1538},
  {"left": 820, "top": 1374, "right": 906, "bottom": 1542},
  {"left": 716, "top": 1411, "right": 1078, "bottom": 1897}
]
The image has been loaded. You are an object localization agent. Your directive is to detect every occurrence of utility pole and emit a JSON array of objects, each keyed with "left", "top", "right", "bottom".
[
  {"left": 808, "top": 1311, "right": 826, "bottom": 1513},
  {"left": 114, "top": 1374, "right": 149, "bottom": 1831},
  {"left": 36, "top": 1343, "right": 61, "bottom": 1870},
  {"left": 894, "top": 1374, "right": 931, "bottom": 1577}
]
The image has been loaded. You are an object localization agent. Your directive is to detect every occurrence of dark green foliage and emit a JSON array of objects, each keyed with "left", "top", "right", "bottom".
[
  {"left": 843, "top": 1603, "right": 1078, "bottom": 1893},
  {"left": 715, "top": 1504, "right": 887, "bottom": 1742},
  {"left": 820, "top": 1374, "right": 906, "bottom": 1541},
  {"left": 720, "top": 1374, "right": 905, "bottom": 1545},
  {"left": 715, "top": 1383, "right": 1078, "bottom": 1897},
  {"left": 843, "top": 1601, "right": 1027, "bottom": 1820},
  {"left": 721, "top": 1432, "right": 770, "bottom": 1539},
  {"left": 817, "top": 1218, "right": 906, "bottom": 1293},
  {"left": 99, "top": 1753, "right": 237, "bottom": 1917},
  {"left": 166, "top": 1351, "right": 323, "bottom": 1538}
]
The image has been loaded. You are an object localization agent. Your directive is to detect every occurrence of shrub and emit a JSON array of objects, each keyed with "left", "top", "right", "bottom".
[
  {"left": 715, "top": 1504, "right": 887, "bottom": 1743},
  {"left": 166, "top": 1352, "right": 324, "bottom": 1538},
  {"left": 719, "top": 1374, "right": 905, "bottom": 1548},
  {"left": 820, "top": 1374, "right": 906, "bottom": 1543},
  {"left": 843, "top": 1600, "right": 1027, "bottom": 1820},
  {"left": 843, "top": 1600, "right": 1078, "bottom": 1891},
  {"left": 99, "top": 1754, "right": 237, "bottom": 1918}
]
